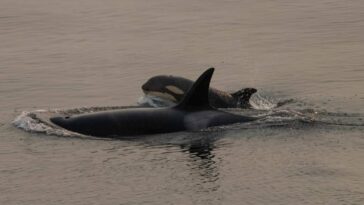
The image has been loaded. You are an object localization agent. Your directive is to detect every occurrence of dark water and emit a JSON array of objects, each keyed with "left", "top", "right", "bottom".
[{"left": 1, "top": 0, "right": 364, "bottom": 204}]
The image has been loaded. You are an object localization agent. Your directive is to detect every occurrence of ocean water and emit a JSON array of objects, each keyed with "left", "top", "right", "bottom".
[{"left": 1, "top": 0, "right": 364, "bottom": 204}]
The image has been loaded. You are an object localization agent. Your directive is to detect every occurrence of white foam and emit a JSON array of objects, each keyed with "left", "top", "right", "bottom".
[
  {"left": 250, "top": 93, "right": 277, "bottom": 110},
  {"left": 13, "top": 111, "right": 48, "bottom": 132},
  {"left": 138, "top": 95, "right": 176, "bottom": 107},
  {"left": 12, "top": 110, "right": 79, "bottom": 137}
]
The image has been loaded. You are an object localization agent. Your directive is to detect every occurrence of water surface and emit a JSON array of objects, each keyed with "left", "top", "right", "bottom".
[{"left": 1, "top": 0, "right": 364, "bottom": 204}]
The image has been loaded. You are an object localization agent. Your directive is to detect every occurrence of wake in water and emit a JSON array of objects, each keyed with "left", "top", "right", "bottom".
[{"left": 12, "top": 92, "right": 364, "bottom": 139}]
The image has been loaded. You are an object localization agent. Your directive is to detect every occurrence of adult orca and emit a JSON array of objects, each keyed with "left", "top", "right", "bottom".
[
  {"left": 50, "top": 68, "right": 256, "bottom": 137},
  {"left": 142, "top": 75, "right": 257, "bottom": 108}
]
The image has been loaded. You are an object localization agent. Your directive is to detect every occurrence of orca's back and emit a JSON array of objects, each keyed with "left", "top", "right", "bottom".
[{"left": 52, "top": 108, "right": 186, "bottom": 137}]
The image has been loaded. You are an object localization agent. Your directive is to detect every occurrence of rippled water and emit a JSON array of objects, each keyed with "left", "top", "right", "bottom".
[{"left": 1, "top": 0, "right": 364, "bottom": 204}]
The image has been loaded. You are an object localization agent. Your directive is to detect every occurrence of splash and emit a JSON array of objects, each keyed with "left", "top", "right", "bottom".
[
  {"left": 13, "top": 110, "right": 50, "bottom": 132},
  {"left": 138, "top": 95, "right": 176, "bottom": 107},
  {"left": 249, "top": 93, "right": 278, "bottom": 110},
  {"left": 12, "top": 110, "right": 76, "bottom": 137},
  {"left": 249, "top": 93, "right": 295, "bottom": 110}
]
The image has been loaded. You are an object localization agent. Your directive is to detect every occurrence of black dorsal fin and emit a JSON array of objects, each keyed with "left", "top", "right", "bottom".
[{"left": 175, "top": 67, "right": 214, "bottom": 110}]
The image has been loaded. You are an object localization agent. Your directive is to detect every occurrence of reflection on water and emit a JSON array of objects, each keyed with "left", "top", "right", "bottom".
[{"left": 181, "top": 135, "right": 220, "bottom": 192}]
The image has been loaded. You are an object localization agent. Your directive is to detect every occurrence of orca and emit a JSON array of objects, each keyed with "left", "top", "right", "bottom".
[
  {"left": 142, "top": 75, "right": 257, "bottom": 108},
  {"left": 50, "top": 68, "right": 256, "bottom": 137}
]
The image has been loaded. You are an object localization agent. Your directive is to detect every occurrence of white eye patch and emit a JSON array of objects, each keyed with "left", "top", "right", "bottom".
[{"left": 165, "top": 85, "right": 184, "bottom": 95}]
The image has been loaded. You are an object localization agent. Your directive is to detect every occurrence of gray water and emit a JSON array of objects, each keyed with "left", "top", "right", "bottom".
[{"left": 1, "top": 0, "right": 364, "bottom": 204}]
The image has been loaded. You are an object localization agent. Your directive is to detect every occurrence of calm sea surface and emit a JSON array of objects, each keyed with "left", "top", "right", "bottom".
[{"left": 1, "top": 0, "right": 363, "bottom": 204}]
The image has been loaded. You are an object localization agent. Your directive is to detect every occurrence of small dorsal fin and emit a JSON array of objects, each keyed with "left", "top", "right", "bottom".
[{"left": 175, "top": 67, "right": 214, "bottom": 110}]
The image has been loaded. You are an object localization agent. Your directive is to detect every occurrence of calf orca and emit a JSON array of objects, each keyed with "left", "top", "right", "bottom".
[
  {"left": 50, "top": 68, "right": 256, "bottom": 137},
  {"left": 142, "top": 75, "right": 257, "bottom": 108}
]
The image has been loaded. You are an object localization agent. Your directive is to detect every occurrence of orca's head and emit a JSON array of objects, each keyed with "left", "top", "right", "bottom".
[
  {"left": 50, "top": 116, "right": 72, "bottom": 129},
  {"left": 142, "top": 75, "right": 191, "bottom": 102}
]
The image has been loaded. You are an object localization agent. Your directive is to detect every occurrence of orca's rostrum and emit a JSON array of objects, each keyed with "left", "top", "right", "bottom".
[{"left": 50, "top": 68, "right": 256, "bottom": 137}]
